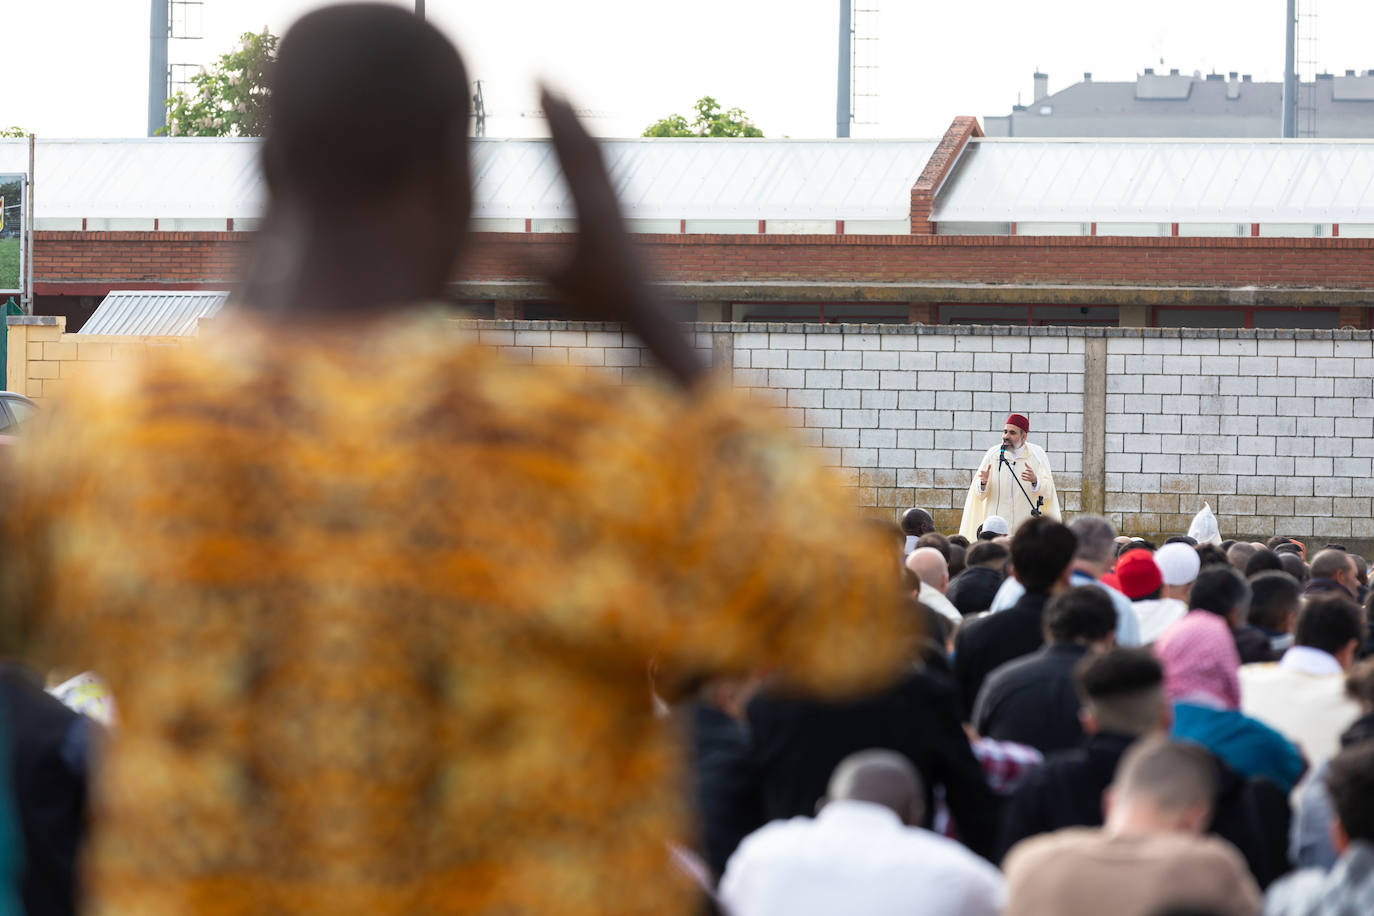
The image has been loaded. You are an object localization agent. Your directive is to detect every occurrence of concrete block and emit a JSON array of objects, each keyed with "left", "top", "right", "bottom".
[
  {"left": 1256, "top": 456, "right": 1295, "bottom": 476},
  {"left": 955, "top": 336, "right": 995, "bottom": 352},
  {"left": 42, "top": 342, "right": 77, "bottom": 362},
  {"left": 772, "top": 333, "right": 807, "bottom": 350},
  {"left": 824, "top": 389, "right": 861, "bottom": 409},
  {"left": 1312, "top": 517, "right": 1354, "bottom": 538},
  {"left": 586, "top": 331, "right": 622, "bottom": 348},
  {"left": 514, "top": 329, "right": 550, "bottom": 347},
  {"left": 568, "top": 348, "right": 605, "bottom": 367},
  {"left": 842, "top": 370, "right": 879, "bottom": 390},
  {"left": 1106, "top": 413, "right": 1144, "bottom": 434},
  {"left": 1316, "top": 436, "right": 1355, "bottom": 458},
  {"left": 1257, "top": 338, "right": 1296, "bottom": 356},
  {"left": 1315, "top": 357, "right": 1355, "bottom": 377},
  {"left": 862, "top": 351, "right": 899, "bottom": 371},
  {"left": 1142, "top": 492, "right": 1181, "bottom": 513},
  {"left": 880, "top": 335, "right": 921, "bottom": 351},
  {"left": 478, "top": 329, "right": 515, "bottom": 346},
  {"left": 1315, "top": 398, "right": 1356, "bottom": 418},
  {"left": 733, "top": 368, "right": 767, "bottom": 387},
  {"left": 736, "top": 332, "right": 769, "bottom": 349},
  {"left": 1106, "top": 453, "right": 1142, "bottom": 473},
  {"left": 1335, "top": 457, "right": 1373, "bottom": 478},
  {"left": 860, "top": 428, "right": 897, "bottom": 449},
  {"left": 916, "top": 410, "right": 954, "bottom": 430},
  {"left": 1276, "top": 476, "right": 1315, "bottom": 497},
  {"left": 879, "top": 370, "right": 919, "bottom": 391},
  {"left": 1161, "top": 355, "right": 1202, "bottom": 375},
  {"left": 1218, "top": 454, "right": 1256, "bottom": 475},
  {"left": 1295, "top": 377, "right": 1334, "bottom": 398},
  {"left": 1275, "top": 436, "right": 1316, "bottom": 458},
  {"left": 825, "top": 350, "right": 863, "bottom": 369},
  {"left": 1012, "top": 353, "right": 1051, "bottom": 374},
  {"left": 805, "top": 408, "right": 841, "bottom": 428},
  {"left": 861, "top": 389, "right": 899, "bottom": 410},
  {"left": 991, "top": 372, "right": 1031, "bottom": 392},
  {"left": 788, "top": 389, "right": 824, "bottom": 408},
  {"left": 1257, "top": 417, "right": 1297, "bottom": 437},
  {"left": 732, "top": 349, "right": 752, "bottom": 369},
  {"left": 1314, "top": 476, "right": 1353, "bottom": 497},
  {"left": 842, "top": 448, "right": 880, "bottom": 467},
  {"left": 897, "top": 428, "right": 935, "bottom": 450},
  {"left": 1334, "top": 340, "right": 1373, "bottom": 359},
  {"left": 548, "top": 330, "right": 585, "bottom": 347},
  {"left": 898, "top": 468, "right": 935, "bottom": 487},
  {"left": 879, "top": 448, "right": 916, "bottom": 469},
  {"left": 1142, "top": 338, "right": 1183, "bottom": 355},
  {"left": 1255, "top": 377, "right": 1296, "bottom": 397},
  {"left": 957, "top": 372, "right": 994, "bottom": 392},
  {"left": 934, "top": 430, "right": 971, "bottom": 450},
  {"left": 1142, "top": 453, "right": 1181, "bottom": 474},
  {"left": 1295, "top": 339, "right": 1334, "bottom": 357},
  {"left": 1236, "top": 475, "right": 1277, "bottom": 495},
  {"left": 898, "top": 389, "right": 935, "bottom": 410},
  {"left": 823, "top": 428, "right": 859, "bottom": 448},
  {"left": 1335, "top": 377, "right": 1373, "bottom": 398},
  {"left": 1029, "top": 337, "right": 1069, "bottom": 354},
  {"left": 748, "top": 349, "right": 786, "bottom": 369},
  {"left": 935, "top": 390, "right": 973, "bottom": 411},
  {"left": 1181, "top": 338, "right": 1222, "bottom": 356},
  {"left": 1121, "top": 473, "right": 1163, "bottom": 493},
  {"left": 767, "top": 369, "right": 805, "bottom": 388},
  {"left": 994, "top": 336, "right": 1033, "bottom": 352},
  {"left": 936, "top": 352, "right": 974, "bottom": 372},
  {"left": 1236, "top": 396, "right": 1278, "bottom": 416},
  {"left": 606, "top": 348, "right": 642, "bottom": 367},
  {"left": 879, "top": 409, "right": 915, "bottom": 429},
  {"left": 1220, "top": 376, "right": 1258, "bottom": 396},
  {"left": 1277, "top": 357, "right": 1316, "bottom": 376},
  {"left": 1143, "top": 414, "right": 1182, "bottom": 434},
  {"left": 1237, "top": 356, "right": 1277, "bottom": 376},
  {"left": 1107, "top": 375, "right": 1144, "bottom": 394},
  {"left": 1107, "top": 492, "right": 1141, "bottom": 512},
  {"left": 842, "top": 408, "right": 879, "bottom": 428},
  {"left": 805, "top": 369, "right": 841, "bottom": 389},
  {"left": 1143, "top": 375, "right": 1182, "bottom": 394},
  {"left": 898, "top": 351, "right": 938, "bottom": 371},
  {"left": 973, "top": 352, "right": 1012, "bottom": 373},
  {"left": 1109, "top": 337, "right": 1145, "bottom": 355},
  {"left": 841, "top": 334, "right": 882, "bottom": 351}
]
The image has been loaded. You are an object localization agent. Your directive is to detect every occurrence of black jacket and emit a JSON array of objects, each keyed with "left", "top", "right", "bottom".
[
  {"left": 745, "top": 665, "right": 1000, "bottom": 861},
  {"left": 998, "top": 731, "right": 1291, "bottom": 887},
  {"left": 953, "top": 591, "right": 1050, "bottom": 721},
  {"left": 946, "top": 566, "right": 1004, "bottom": 618},
  {"left": 0, "top": 665, "right": 93, "bottom": 916},
  {"left": 688, "top": 703, "right": 763, "bottom": 879},
  {"left": 972, "top": 643, "right": 1088, "bottom": 755},
  {"left": 1234, "top": 625, "right": 1281, "bottom": 664}
]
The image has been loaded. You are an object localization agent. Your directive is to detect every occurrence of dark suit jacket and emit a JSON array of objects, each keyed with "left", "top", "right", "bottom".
[
  {"left": 0, "top": 665, "right": 93, "bottom": 916},
  {"left": 688, "top": 703, "right": 763, "bottom": 879},
  {"left": 972, "top": 642, "right": 1088, "bottom": 755},
  {"left": 745, "top": 665, "right": 999, "bottom": 861},
  {"left": 946, "top": 565, "right": 1004, "bottom": 618},
  {"left": 998, "top": 730, "right": 1291, "bottom": 887},
  {"left": 953, "top": 591, "right": 1050, "bottom": 721}
]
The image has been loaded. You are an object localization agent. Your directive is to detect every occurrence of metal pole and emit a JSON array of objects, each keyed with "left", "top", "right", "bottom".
[
  {"left": 149, "top": 0, "right": 169, "bottom": 136},
  {"left": 1282, "top": 0, "right": 1297, "bottom": 137},
  {"left": 25, "top": 134, "right": 34, "bottom": 315},
  {"left": 415, "top": 0, "right": 425, "bottom": 18},
  {"left": 837, "top": 0, "right": 851, "bottom": 138}
]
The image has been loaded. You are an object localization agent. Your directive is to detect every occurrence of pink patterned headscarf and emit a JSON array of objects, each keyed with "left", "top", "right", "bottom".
[{"left": 1153, "top": 610, "right": 1242, "bottom": 710}]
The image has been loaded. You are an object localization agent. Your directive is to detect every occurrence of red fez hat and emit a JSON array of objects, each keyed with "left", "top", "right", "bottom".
[
  {"left": 1006, "top": 414, "right": 1030, "bottom": 433},
  {"left": 1115, "top": 549, "right": 1163, "bottom": 600}
]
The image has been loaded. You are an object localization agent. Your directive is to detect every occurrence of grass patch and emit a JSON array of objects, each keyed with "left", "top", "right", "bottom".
[{"left": 0, "top": 238, "right": 18, "bottom": 292}]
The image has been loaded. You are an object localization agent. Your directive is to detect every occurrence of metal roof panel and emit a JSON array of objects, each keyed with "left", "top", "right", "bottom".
[{"left": 80, "top": 290, "right": 229, "bottom": 335}]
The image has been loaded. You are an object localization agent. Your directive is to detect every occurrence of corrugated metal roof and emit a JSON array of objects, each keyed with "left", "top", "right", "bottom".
[
  {"left": 0, "top": 137, "right": 937, "bottom": 222},
  {"left": 80, "top": 290, "right": 229, "bottom": 336},
  {"left": 931, "top": 138, "right": 1374, "bottom": 224},
  {"left": 470, "top": 139, "right": 938, "bottom": 220}
]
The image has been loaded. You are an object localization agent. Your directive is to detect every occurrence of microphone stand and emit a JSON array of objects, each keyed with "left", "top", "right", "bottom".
[{"left": 998, "top": 448, "right": 1044, "bottom": 518}]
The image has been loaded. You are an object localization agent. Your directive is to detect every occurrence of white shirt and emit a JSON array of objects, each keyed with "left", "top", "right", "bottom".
[
  {"left": 1240, "top": 647, "right": 1359, "bottom": 766},
  {"left": 919, "top": 581, "right": 964, "bottom": 627},
  {"left": 1132, "top": 597, "right": 1189, "bottom": 645},
  {"left": 987, "top": 571, "right": 1142, "bottom": 647},
  {"left": 719, "top": 800, "right": 1005, "bottom": 916}
]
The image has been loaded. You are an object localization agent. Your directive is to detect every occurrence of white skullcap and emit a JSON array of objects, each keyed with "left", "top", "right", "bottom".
[
  {"left": 1155, "top": 542, "right": 1202, "bottom": 587},
  {"left": 981, "top": 515, "right": 1010, "bottom": 536}
]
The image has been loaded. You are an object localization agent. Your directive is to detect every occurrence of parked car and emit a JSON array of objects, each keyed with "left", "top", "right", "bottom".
[{"left": 0, "top": 392, "right": 36, "bottom": 444}]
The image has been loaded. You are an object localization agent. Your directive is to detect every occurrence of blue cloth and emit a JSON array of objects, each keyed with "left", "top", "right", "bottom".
[
  {"left": 1290, "top": 760, "right": 1337, "bottom": 871},
  {"left": 1172, "top": 702, "right": 1306, "bottom": 794},
  {"left": 988, "top": 569, "right": 1142, "bottom": 647}
]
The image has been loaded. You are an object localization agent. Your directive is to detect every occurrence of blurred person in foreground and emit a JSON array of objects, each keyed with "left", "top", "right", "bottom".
[
  {"left": 718, "top": 750, "right": 1004, "bottom": 916},
  {"left": 1003, "top": 738, "right": 1262, "bottom": 916},
  {"left": 1266, "top": 742, "right": 1374, "bottom": 914},
  {"left": 0, "top": 6, "right": 914, "bottom": 915}
]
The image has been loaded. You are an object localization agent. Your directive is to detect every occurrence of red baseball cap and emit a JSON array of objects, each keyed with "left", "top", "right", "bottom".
[{"left": 1115, "top": 550, "right": 1163, "bottom": 600}]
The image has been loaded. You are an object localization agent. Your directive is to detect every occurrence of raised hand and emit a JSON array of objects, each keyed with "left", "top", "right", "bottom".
[
  {"left": 540, "top": 87, "right": 704, "bottom": 388},
  {"left": 979, "top": 464, "right": 990, "bottom": 486}
]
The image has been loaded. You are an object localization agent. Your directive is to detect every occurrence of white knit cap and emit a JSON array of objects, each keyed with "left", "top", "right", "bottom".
[
  {"left": 1154, "top": 542, "right": 1202, "bottom": 587},
  {"left": 981, "top": 515, "right": 1010, "bottom": 536}
]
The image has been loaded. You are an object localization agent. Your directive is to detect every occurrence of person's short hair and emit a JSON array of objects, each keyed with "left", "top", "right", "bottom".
[
  {"left": 1226, "top": 542, "right": 1257, "bottom": 572},
  {"left": 1273, "top": 542, "right": 1304, "bottom": 557},
  {"left": 1045, "top": 586, "right": 1117, "bottom": 643},
  {"left": 900, "top": 508, "right": 936, "bottom": 538},
  {"left": 965, "top": 541, "right": 1009, "bottom": 568},
  {"left": 1076, "top": 647, "right": 1165, "bottom": 736},
  {"left": 1243, "top": 549, "right": 1284, "bottom": 578},
  {"left": 1345, "top": 658, "right": 1374, "bottom": 707},
  {"left": 1311, "top": 548, "right": 1356, "bottom": 582},
  {"left": 1194, "top": 544, "right": 1230, "bottom": 569},
  {"left": 1189, "top": 566, "right": 1251, "bottom": 621},
  {"left": 915, "top": 532, "right": 950, "bottom": 562},
  {"left": 1267, "top": 536, "right": 1294, "bottom": 550},
  {"left": 1164, "top": 535, "right": 1198, "bottom": 547},
  {"left": 1070, "top": 515, "right": 1117, "bottom": 567},
  {"left": 1113, "top": 737, "right": 1218, "bottom": 817},
  {"left": 1010, "top": 517, "right": 1078, "bottom": 594},
  {"left": 1246, "top": 571, "right": 1302, "bottom": 632},
  {"left": 1325, "top": 742, "right": 1374, "bottom": 844},
  {"left": 1294, "top": 595, "right": 1364, "bottom": 656},
  {"left": 266, "top": 5, "right": 471, "bottom": 208},
  {"left": 947, "top": 543, "right": 967, "bottom": 578},
  {"left": 1354, "top": 555, "right": 1369, "bottom": 588},
  {"left": 1275, "top": 552, "right": 1308, "bottom": 587},
  {"left": 948, "top": 535, "right": 970, "bottom": 549}
]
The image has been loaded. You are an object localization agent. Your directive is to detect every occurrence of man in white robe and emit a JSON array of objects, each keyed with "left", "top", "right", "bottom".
[{"left": 958, "top": 413, "right": 1061, "bottom": 542}]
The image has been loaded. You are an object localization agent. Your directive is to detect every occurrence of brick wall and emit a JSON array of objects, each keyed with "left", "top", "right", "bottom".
[
  {"left": 5, "top": 317, "right": 192, "bottom": 399},
  {"left": 32, "top": 230, "right": 1374, "bottom": 302}
]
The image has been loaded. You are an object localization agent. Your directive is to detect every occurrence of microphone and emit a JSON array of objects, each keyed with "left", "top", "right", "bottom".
[{"left": 999, "top": 445, "right": 1007, "bottom": 468}]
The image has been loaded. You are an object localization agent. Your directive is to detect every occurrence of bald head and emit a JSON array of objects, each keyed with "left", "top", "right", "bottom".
[
  {"left": 1227, "top": 542, "right": 1257, "bottom": 572},
  {"left": 826, "top": 750, "right": 925, "bottom": 826},
  {"left": 905, "top": 547, "right": 949, "bottom": 593}
]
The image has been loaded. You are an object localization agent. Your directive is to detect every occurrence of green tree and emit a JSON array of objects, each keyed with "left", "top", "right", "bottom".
[
  {"left": 643, "top": 96, "right": 763, "bottom": 138},
  {"left": 162, "top": 30, "right": 277, "bottom": 137},
  {"left": 0, "top": 128, "right": 26, "bottom": 138}
]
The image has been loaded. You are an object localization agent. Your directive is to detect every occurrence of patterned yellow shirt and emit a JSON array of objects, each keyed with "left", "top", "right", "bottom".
[{"left": 0, "top": 313, "right": 912, "bottom": 915}]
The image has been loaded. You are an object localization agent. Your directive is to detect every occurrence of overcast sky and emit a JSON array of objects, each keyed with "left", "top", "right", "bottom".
[{"left": 9, "top": 0, "right": 1374, "bottom": 140}]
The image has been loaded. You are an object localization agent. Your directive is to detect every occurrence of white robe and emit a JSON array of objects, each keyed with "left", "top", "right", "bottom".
[{"left": 958, "top": 441, "right": 1061, "bottom": 541}]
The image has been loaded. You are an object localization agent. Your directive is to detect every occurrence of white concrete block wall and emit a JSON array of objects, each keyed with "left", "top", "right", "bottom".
[
  {"left": 1107, "top": 334, "right": 1374, "bottom": 541},
  {"left": 460, "top": 321, "right": 1374, "bottom": 547}
]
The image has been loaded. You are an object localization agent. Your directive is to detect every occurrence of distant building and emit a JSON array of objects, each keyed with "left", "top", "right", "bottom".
[{"left": 985, "top": 69, "right": 1374, "bottom": 138}]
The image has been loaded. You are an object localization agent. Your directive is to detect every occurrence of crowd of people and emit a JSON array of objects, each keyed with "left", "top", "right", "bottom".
[{"left": 677, "top": 511, "right": 1374, "bottom": 915}]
